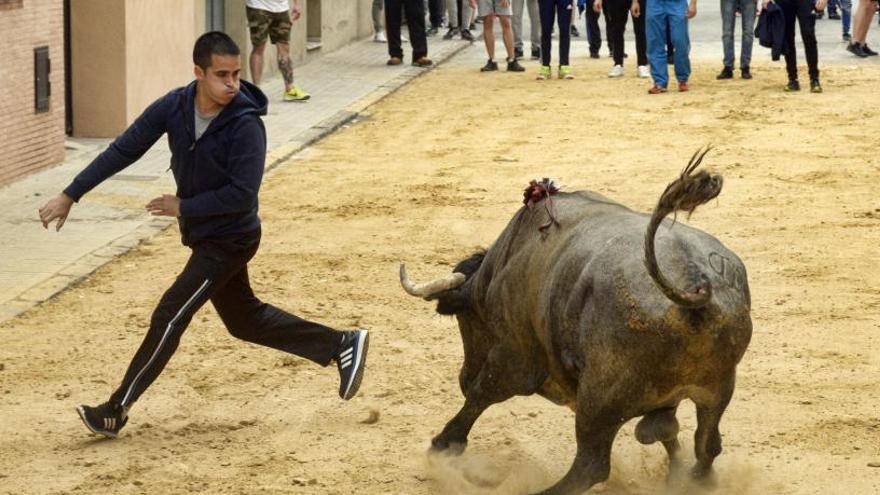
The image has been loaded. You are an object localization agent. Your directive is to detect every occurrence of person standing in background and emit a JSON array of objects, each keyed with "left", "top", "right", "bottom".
[{"left": 246, "top": 0, "right": 310, "bottom": 101}]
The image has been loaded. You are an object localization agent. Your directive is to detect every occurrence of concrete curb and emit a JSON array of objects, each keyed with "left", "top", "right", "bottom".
[{"left": 0, "top": 41, "right": 472, "bottom": 325}]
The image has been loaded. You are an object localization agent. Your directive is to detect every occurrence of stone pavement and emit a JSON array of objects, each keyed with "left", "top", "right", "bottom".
[
  {"left": 1, "top": 8, "right": 877, "bottom": 323},
  {"left": 0, "top": 35, "right": 471, "bottom": 324}
]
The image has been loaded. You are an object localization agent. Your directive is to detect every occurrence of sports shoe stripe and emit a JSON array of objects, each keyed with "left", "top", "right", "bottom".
[
  {"left": 340, "top": 360, "right": 351, "bottom": 369},
  {"left": 120, "top": 279, "right": 212, "bottom": 406},
  {"left": 342, "top": 331, "right": 367, "bottom": 399},
  {"left": 340, "top": 347, "right": 353, "bottom": 359}
]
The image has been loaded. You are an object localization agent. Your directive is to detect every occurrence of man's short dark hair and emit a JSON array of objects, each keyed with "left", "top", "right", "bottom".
[{"left": 193, "top": 31, "right": 240, "bottom": 70}]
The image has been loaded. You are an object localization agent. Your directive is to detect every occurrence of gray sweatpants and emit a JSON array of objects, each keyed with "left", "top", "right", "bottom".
[
  {"left": 446, "top": 0, "right": 473, "bottom": 28},
  {"left": 513, "top": 0, "right": 540, "bottom": 50}
]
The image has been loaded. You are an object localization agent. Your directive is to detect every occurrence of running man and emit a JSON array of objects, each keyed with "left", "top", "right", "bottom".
[{"left": 38, "top": 32, "right": 368, "bottom": 438}]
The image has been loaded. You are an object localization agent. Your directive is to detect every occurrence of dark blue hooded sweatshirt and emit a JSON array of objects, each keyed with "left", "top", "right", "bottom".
[{"left": 63, "top": 80, "right": 268, "bottom": 246}]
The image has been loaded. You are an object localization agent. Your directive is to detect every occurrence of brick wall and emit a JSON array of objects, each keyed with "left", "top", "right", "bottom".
[{"left": 0, "top": 0, "right": 65, "bottom": 186}]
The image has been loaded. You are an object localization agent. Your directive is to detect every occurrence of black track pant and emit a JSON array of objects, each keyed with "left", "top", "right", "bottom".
[
  {"left": 385, "top": 0, "right": 429, "bottom": 60},
  {"left": 540, "top": 0, "right": 572, "bottom": 66},
  {"left": 606, "top": 0, "right": 647, "bottom": 66},
  {"left": 778, "top": 0, "right": 819, "bottom": 81},
  {"left": 109, "top": 229, "right": 343, "bottom": 408}
]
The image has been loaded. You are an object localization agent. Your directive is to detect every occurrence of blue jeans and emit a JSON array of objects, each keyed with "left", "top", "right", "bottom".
[
  {"left": 721, "top": 0, "right": 756, "bottom": 69},
  {"left": 840, "top": 0, "right": 852, "bottom": 35},
  {"left": 646, "top": 0, "right": 689, "bottom": 86}
]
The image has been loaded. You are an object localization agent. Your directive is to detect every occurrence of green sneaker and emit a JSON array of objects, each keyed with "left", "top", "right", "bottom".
[
  {"left": 283, "top": 85, "right": 311, "bottom": 102},
  {"left": 536, "top": 65, "right": 551, "bottom": 80},
  {"left": 559, "top": 65, "right": 574, "bottom": 80}
]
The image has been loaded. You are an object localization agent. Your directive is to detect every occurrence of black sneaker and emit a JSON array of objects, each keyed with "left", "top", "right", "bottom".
[
  {"left": 784, "top": 79, "right": 801, "bottom": 92},
  {"left": 741, "top": 66, "right": 752, "bottom": 79},
  {"left": 589, "top": 50, "right": 600, "bottom": 59},
  {"left": 863, "top": 44, "right": 878, "bottom": 56},
  {"left": 847, "top": 42, "right": 869, "bottom": 58},
  {"left": 460, "top": 29, "right": 475, "bottom": 42},
  {"left": 76, "top": 402, "right": 128, "bottom": 438},
  {"left": 716, "top": 66, "right": 734, "bottom": 80},
  {"left": 481, "top": 59, "right": 498, "bottom": 72},
  {"left": 531, "top": 46, "right": 541, "bottom": 59},
  {"left": 570, "top": 24, "right": 580, "bottom": 37},
  {"left": 426, "top": 26, "right": 440, "bottom": 36},
  {"left": 336, "top": 330, "right": 369, "bottom": 400},
  {"left": 810, "top": 79, "right": 823, "bottom": 93},
  {"left": 507, "top": 58, "right": 526, "bottom": 72},
  {"left": 443, "top": 27, "right": 459, "bottom": 40},
  {"left": 829, "top": 12, "right": 841, "bottom": 20},
  {"left": 514, "top": 47, "right": 524, "bottom": 59},
  {"left": 843, "top": 33, "right": 852, "bottom": 42}
]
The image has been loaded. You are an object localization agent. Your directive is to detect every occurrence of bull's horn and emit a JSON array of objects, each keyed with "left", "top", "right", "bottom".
[{"left": 399, "top": 264, "right": 466, "bottom": 299}]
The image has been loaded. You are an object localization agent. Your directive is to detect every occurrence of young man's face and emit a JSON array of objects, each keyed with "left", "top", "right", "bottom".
[{"left": 194, "top": 54, "right": 241, "bottom": 106}]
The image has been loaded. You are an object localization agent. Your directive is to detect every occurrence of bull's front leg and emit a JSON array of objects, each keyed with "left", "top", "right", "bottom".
[{"left": 431, "top": 345, "right": 537, "bottom": 454}]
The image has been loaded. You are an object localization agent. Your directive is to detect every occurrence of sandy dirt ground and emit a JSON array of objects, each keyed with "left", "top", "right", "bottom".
[{"left": 2, "top": 52, "right": 880, "bottom": 495}]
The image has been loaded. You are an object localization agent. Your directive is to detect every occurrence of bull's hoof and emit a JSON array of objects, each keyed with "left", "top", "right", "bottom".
[
  {"left": 689, "top": 465, "right": 718, "bottom": 488},
  {"left": 430, "top": 435, "right": 467, "bottom": 455}
]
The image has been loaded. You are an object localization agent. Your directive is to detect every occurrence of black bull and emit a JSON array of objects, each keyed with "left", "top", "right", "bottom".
[{"left": 400, "top": 152, "right": 752, "bottom": 495}]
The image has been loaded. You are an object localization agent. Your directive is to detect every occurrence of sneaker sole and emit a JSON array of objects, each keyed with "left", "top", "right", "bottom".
[
  {"left": 341, "top": 331, "right": 369, "bottom": 400},
  {"left": 283, "top": 96, "right": 311, "bottom": 102},
  {"left": 76, "top": 406, "right": 118, "bottom": 439}
]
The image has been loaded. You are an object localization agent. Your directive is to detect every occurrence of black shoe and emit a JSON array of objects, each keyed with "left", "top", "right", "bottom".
[
  {"left": 667, "top": 54, "right": 674, "bottom": 64},
  {"left": 531, "top": 46, "right": 541, "bottom": 59},
  {"left": 589, "top": 50, "right": 600, "bottom": 59},
  {"left": 810, "top": 79, "right": 823, "bottom": 93},
  {"left": 847, "top": 42, "right": 869, "bottom": 58},
  {"left": 460, "top": 29, "right": 475, "bottom": 42},
  {"left": 863, "top": 44, "right": 879, "bottom": 56},
  {"left": 843, "top": 33, "right": 852, "bottom": 42},
  {"left": 481, "top": 59, "right": 498, "bottom": 72},
  {"left": 716, "top": 66, "right": 734, "bottom": 80},
  {"left": 514, "top": 47, "right": 524, "bottom": 59},
  {"left": 570, "top": 24, "right": 580, "bottom": 37},
  {"left": 443, "top": 27, "right": 459, "bottom": 40},
  {"left": 741, "top": 66, "right": 752, "bottom": 79},
  {"left": 784, "top": 79, "right": 801, "bottom": 92},
  {"left": 77, "top": 402, "right": 128, "bottom": 438},
  {"left": 335, "top": 330, "right": 369, "bottom": 400},
  {"left": 507, "top": 58, "right": 526, "bottom": 72},
  {"left": 815, "top": 11, "right": 824, "bottom": 19},
  {"left": 426, "top": 26, "right": 440, "bottom": 36},
  {"left": 829, "top": 12, "right": 841, "bottom": 20}
]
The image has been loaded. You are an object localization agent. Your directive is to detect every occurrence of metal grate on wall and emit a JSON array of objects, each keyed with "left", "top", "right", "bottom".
[{"left": 205, "top": 0, "right": 225, "bottom": 32}]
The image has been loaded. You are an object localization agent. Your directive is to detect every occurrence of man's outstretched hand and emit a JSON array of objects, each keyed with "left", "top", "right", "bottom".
[
  {"left": 39, "top": 193, "right": 74, "bottom": 231},
  {"left": 146, "top": 194, "right": 181, "bottom": 217}
]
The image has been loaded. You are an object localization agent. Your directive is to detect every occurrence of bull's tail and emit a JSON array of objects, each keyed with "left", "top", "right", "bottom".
[{"left": 644, "top": 146, "right": 724, "bottom": 309}]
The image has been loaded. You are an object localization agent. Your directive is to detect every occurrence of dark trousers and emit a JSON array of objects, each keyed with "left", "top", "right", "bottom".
[
  {"left": 585, "top": 1, "right": 607, "bottom": 54},
  {"left": 540, "top": 0, "right": 572, "bottom": 66},
  {"left": 428, "top": 0, "right": 444, "bottom": 27},
  {"left": 607, "top": 0, "right": 647, "bottom": 66},
  {"left": 778, "top": 0, "right": 819, "bottom": 81},
  {"left": 109, "top": 229, "right": 343, "bottom": 408},
  {"left": 385, "top": 0, "right": 429, "bottom": 60}
]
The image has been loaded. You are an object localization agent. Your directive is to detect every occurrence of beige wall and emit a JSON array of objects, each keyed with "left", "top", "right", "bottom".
[
  {"left": 69, "top": 0, "right": 127, "bottom": 137},
  {"left": 124, "top": 0, "right": 199, "bottom": 124},
  {"left": 0, "top": 0, "right": 66, "bottom": 186}
]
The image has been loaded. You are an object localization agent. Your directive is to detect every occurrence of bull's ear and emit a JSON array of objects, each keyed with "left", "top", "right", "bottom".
[{"left": 435, "top": 290, "right": 470, "bottom": 315}]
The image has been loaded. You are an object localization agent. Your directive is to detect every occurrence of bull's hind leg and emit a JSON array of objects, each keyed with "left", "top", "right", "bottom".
[
  {"left": 691, "top": 379, "right": 735, "bottom": 480},
  {"left": 635, "top": 406, "right": 682, "bottom": 470},
  {"left": 431, "top": 346, "right": 538, "bottom": 453}
]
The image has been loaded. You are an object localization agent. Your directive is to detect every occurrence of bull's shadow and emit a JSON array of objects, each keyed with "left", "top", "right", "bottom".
[{"left": 402, "top": 148, "right": 753, "bottom": 495}]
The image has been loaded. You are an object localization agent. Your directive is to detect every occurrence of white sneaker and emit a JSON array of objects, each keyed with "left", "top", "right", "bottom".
[
  {"left": 608, "top": 65, "right": 625, "bottom": 78},
  {"left": 638, "top": 65, "right": 650, "bottom": 78},
  {"left": 374, "top": 31, "right": 387, "bottom": 43}
]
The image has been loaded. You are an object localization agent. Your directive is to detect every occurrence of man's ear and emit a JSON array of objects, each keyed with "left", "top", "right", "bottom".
[{"left": 193, "top": 65, "right": 205, "bottom": 80}]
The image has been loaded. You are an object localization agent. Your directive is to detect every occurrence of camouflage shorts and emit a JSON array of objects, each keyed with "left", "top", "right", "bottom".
[{"left": 246, "top": 6, "right": 292, "bottom": 46}]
